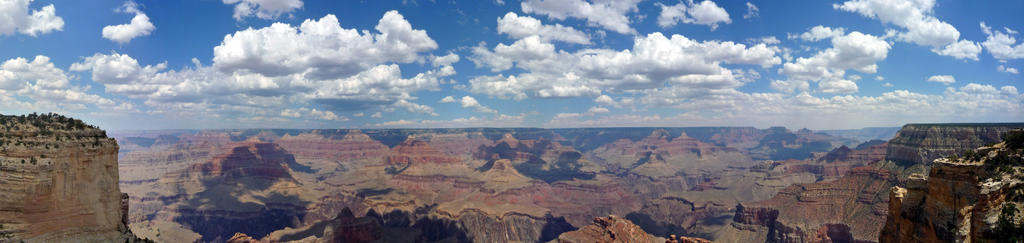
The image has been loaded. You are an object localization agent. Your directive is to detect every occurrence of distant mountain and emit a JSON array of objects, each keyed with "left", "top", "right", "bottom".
[{"left": 818, "top": 127, "right": 902, "bottom": 143}]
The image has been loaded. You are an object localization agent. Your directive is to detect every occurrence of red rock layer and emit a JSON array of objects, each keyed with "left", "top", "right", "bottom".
[
  {"left": 276, "top": 131, "right": 388, "bottom": 163},
  {"left": 187, "top": 142, "right": 294, "bottom": 180},
  {"left": 384, "top": 138, "right": 462, "bottom": 167}
]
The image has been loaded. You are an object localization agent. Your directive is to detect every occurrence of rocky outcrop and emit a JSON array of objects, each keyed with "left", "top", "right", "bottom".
[
  {"left": 552, "top": 215, "right": 661, "bottom": 243},
  {"left": 885, "top": 123, "right": 1024, "bottom": 165},
  {"left": 734, "top": 165, "right": 896, "bottom": 242},
  {"left": 0, "top": 113, "right": 141, "bottom": 242},
  {"left": 551, "top": 215, "right": 712, "bottom": 243},
  {"left": 880, "top": 138, "right": 1024, "bottom": 243}
]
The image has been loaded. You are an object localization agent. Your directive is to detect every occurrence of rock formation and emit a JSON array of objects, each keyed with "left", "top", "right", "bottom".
[
  {"left": 551, "top": 215, "right": 712, "bottom": 243},
  {"left": 0, "top": 113, "right": 143, "bottom": 242},
  {"left": 880, "top": 132, "right": 1024, "bottom": 243},
  {"left": 885, "top": 123, "right": 1024, "bottom": 165}
]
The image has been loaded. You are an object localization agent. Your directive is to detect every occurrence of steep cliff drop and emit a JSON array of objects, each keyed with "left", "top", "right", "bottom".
[
  {"left": 880, "top": 130, "right": 1024, "bottom": 243},
  {"left": 0, "top": 113, "right": 145, "bottom": 242}
]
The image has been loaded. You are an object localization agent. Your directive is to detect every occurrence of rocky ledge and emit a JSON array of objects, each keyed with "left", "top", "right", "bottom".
[
  {"left": 880, "top": 130, "right": 1024, "bottom": 242},
  {"left": 0, "top": 113, "right": 145, "bottom": 242}
]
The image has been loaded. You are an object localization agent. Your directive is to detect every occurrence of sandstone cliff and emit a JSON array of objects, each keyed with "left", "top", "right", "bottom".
[
  {"left": 880, "top": 130, "right": 1024, "bottom": 242},
  {"left": 885, "top": 123, "right": 1024, "bottom": 165},
  {"left": 0, "top": 113, "right": 142, "bottom": 242}
]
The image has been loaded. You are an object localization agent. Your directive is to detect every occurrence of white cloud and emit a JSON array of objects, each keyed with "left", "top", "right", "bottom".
[
  {"left": 926, "top": 75, "right": 955, "bottom": 85},
  {"left": 458, "top": 96, "right": 497, "bottom": 114},
  {"left": 934, "top": 40, "right": 981, "bottom": 61},
  {"left": 770, "top": 79, "right": 809, "bottom": 93},
  {"left": 0, "top": 0, "right": 64, "bottom": 36},
  {"left": 780, "top": 28, "right": 890, "bottom": 94},
  {"left": 587, "top": 106, "right": 609, "bottom": 113},
  {"left": 281, "top": 107, "right": 348, "bottom": 121},
  {"left": 981, "top": 22, "right": 1024, "bottom": 61},
  {"left": 392, "top": 99, "right": 437, "bottom": 116},
  {"left": 998, "top": 65, "right": 1019, "bottom": 74},
  {"left": 439, "top": 95, "right": 456, "bottom": 103},
  {"left": 834, "top": 0, "right": 980, "bottom": 60},
  {"left": 521, "top": 0, "right": 641, "bottom": 34},
  {"left": 371, "top": 112, "right": 382, "bottom": 118},
  {"left": 553, "top": 83, "right": 1023, "bottom": 129},
  {"left": 496, "top": 12, "right": 590, "bottom": 44},
  {"left": 0, "top": 56, "right": 120, "bottom": 111},
  {"left": 795, "top": 26, "right": 845, "bottom": 42},
  {"left": 212, "top": 11, "right": 437, "bottom": 78},
  {"left": 470, "top": 32, "right": 781, "bottom": 99},
  {"left": 656, "top": 0, "right": 731, "bottom": 30},
  {"left": 883, "top": 82, "right": 893, "bottom": 87},
  {"left": 743, "top": 2, "right": 759, "bottom": 19},
  {"left": 71, "top": 12, "right": 452, "bottom": 122},
  {"left": 223, "top": 0, "right": 302, "bottom": 21},
  {"left": 102, "top": 1, "right": 155, "bottom": 44}
]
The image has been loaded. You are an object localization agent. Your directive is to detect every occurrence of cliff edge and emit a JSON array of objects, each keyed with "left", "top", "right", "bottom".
[
  {"left": 881, "top": 130, "right": 1024, "bottom": 242},
  {"left": 0, "top": 113, "right": 144, "bottom": 242}
]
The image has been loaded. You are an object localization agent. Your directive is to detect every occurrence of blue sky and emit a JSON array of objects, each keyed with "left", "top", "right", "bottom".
[{"left": 0, "top": 0, "right": 1021, "bottom": 130}]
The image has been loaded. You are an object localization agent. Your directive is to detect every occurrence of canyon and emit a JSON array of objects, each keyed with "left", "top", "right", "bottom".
[{"left": 5, "top": 116, "right": 1020, "bottom": 242}]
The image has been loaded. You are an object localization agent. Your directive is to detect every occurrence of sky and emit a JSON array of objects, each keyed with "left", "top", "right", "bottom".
[{"left": 0, "top": 0, "right": 1022, "bottom": 130}]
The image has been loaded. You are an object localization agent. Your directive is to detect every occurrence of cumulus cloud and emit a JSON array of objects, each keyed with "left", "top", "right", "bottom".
[
  {"left": 102, "top": 1, "right": 155, "bottom": 44},
  {"left": 926, "top": 75, "right": 955, "bottom": 85},
  {"left": 834, "top": 0, "right": 979, "bottom": 60},
  {"left": 456, "top": 96, "right": 497, "bottom": 114},
  {"left": 497, "top": 12, "right": 590, "bottom": 44},
  {"left": 0, "top": 0, "right": 64, "bottom": 36},
  {"left": 280, "top": 107, "right": 348, "bottom": 121},
  {"left": 392, "top": 99, "right": 437, "bottom": 116},
  {"left": 998, "top": 65, "right": 1019, "bottom": 74},
  {"left": 213, "top": 11, "right": 438, "bottom": 79},
  {"left": 552, "top": 83, "right": 1023, "bottom": 129},
  {"left": 980, "top": 22, "right": 1024, "bottom": 61},
  {"left": 0, "top": 56, "right": 119, "bottom": 111},
  {"left": 934, "top": 39, "right": 982, "bottom": 61},
  {"left": 656, "top": 0, "right": 731, "bottom": 30},
  {"left": 70, "top": 11, "right": 450, "bottom": 122},
  {"left": 521, "top": 0, "right": 641, "bottom": 34},
  {"left": 469, "top": 32, "right": 781, "bottom": 99},
  {"left": 743, "top": 2, "right": 759, "bottom": 19},
  {"left": 781, "top": 27, "right": 890, "bottom": 94},
  {"left": 223, "top": 0, "right": 302, "bottom": 21}
]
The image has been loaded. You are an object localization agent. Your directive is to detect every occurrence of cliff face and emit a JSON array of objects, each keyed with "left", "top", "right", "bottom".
[
  {"left": 885, "top": 124, "right": 1024, "bottom": 165},
  {"left": 0, "top": 113, "right": 138, "bottom": 242},
  {"left": 880, "top": 135, "right": 1024, "bottom": 243}
]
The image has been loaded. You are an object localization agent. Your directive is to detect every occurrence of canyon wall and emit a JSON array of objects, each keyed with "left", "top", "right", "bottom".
[
  {"left": 885, "top": 123, "right": 1024, "bottom": 165},
  {"left": 0, "top": 113, "right": 140, "bottom": 242},
  {"left": 880, "top": 137, "right": 1023, "bottom": 243}
]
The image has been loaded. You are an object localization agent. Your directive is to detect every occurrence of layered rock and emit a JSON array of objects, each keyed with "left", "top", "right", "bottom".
[
  {"left": 880, "top": 139, "right": 1024, "bottom": 243},
  {"left": 733, "top": 165, "right": 896, "bottom": 242},
  {"left": 589, "top": 130, "right": 752, "bottom": 178},
  {"left": 276, "top": 130, "right": 389, "bottom": 166},
  {"left": 885, "top": 123, "right": 1024, "bottom": 165},
  {"left": 551, "top": 215, "right": 712, "bottom": 243},
  {"left": 0, "top": 113, "right": 141, "bottom": 242},
  {"left": 385, "top": 138, "right": 462, "bottom": 169}
]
